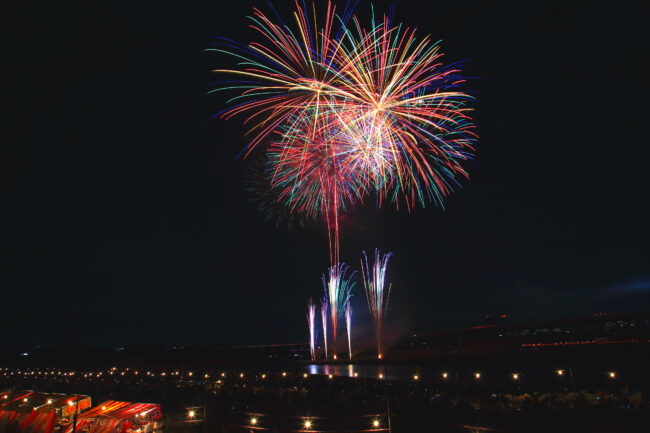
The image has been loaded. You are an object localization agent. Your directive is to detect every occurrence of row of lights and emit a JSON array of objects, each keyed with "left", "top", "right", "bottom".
[
  {"left": 188, "top": 412, "right": 380, "bottom": 431},
  {"left": 2, "top": 367, "right": 618, "bottom": 381}
]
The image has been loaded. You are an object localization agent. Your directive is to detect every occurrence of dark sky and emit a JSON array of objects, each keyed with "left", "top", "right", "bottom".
[{"left": 2, "top": 0, "right": 649, "bottom": 348}]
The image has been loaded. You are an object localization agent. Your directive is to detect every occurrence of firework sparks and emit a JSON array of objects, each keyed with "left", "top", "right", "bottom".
[
  {"left": 345, "top": 299, "right": 352, "bottom": 360},
  {"left": 210, "top": 2, "right": 477, "bottom": 267},
  {"left": 323, "top": 263, "right": 356, "bottom": 358},
  {"left": 361, "top": 249, "right": 393, "bottom": 359},
  {"left": 320, "top": 296, "right": 329, "bottom": 359},
  {"left": 307, "top": 298, "right": 317, "bottom": 361}
]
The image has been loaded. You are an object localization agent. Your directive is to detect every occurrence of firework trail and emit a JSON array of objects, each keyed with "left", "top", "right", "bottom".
[
  {"left": 320, "top": 295, "right": 329, "bottom": 359},
  {"left": 267, "top": 109, "right": 366, "bottom": 265},
  {"left": 345, "top": 299, "right": 352, "bottom": 360},
  {"left": 307, "top": 298, "right": 317, "bottom": 361},
  {"left": 361, "top": 249, "right": 393, "bottom": 359},
  {"left": 322, "top": 263, "right": 356, "bottom": 359}
]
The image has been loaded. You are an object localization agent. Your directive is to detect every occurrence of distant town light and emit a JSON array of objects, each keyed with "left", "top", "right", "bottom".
[
  {"left": 442, "top": 372, "right": 448, "bottom": 379},
  {"left": 47, "top": 399, "right": 53, "bottom": 404},
  {"left": 377, "top": 354, "right": 382, "bottom": 359},
  {"left": 512, "top": 373, "right": 519, "bottom": 380},
  {"left": 188, "top": 410, "right": 195, "bottom": 418},
  {"left": 373, "top": 419, "right": 380, "bottom": 427},
  {"left": 557, "top": 370, "right": 564, "bottom": 376},
  {"left": 204, "top": 374, "right": 209, "bottom": 378},
  {"left": 413, "top": 375, "right": 419, "bottom": 381},
  {"left": 609, "top": 371, "right": 616, "bottom": 379},
  {"left": 333, "top": 354, "right": 337, "bottom": 360},
  {"left": 23, "top": 398, "right": 28, "bottom": 402},
  {"left": 303, "top": 373, "right": 308, "bottom": 378},
  {"left": 282, "top": 372, "right": 287, "bottom": 377},
  {"left": 188, "top": 372, "right": 193, "bottom": 377},
  {"left": 239, "top": 373, "right": 244, "bottom": 378},
  {"left": 250, "top": 417, "right": 257, "bottom": 425},
  {"left": 328, "top": 374, "right": 333, "bottom": 379},
  {"left": 261, "top": 374, "right": 266, "bottom": 379},
  {"left": 304, "top": 420, "right": 312, "bottom": 429},
  {"left": 378, "top": 373, "right": 384, "bottom": 379},
  {"left": 475, "top": 372, "right": 481, "bottom": 379}
]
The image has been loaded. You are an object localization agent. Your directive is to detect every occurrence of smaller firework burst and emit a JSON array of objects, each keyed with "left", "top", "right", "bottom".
[
  {"left": 323, "top": 263, "right": 356, "bottom": 358},
  {"left": 361, "top": 249, "right": 393, "bottom": 359},
  {"left": 307, "top": 298, "right": 317, "bottom": 361},
  {"left": 345, "top": 299, "right": 352, "bottom": 360},
  {"left": 320, "top": 296, "right": 329, "bottom": 359}
]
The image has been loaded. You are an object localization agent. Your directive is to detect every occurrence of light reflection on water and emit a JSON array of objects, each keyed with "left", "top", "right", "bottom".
[{"left": 305, "top": 364, "right": 419, "bottom": 381}]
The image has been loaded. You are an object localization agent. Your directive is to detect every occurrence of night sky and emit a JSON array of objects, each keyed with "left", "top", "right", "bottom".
[{"left": 2, "top": 0, "right": 648, "bottom": 348}]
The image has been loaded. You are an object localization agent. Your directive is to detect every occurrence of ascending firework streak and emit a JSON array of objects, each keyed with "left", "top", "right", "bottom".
[
  {"left": 345, "top": 299, "right": 352, "bottom": 360},
  {"left": 320, "top": 296, "right": 329, "bottom": 359},
  {"left": 361, "top": 249, "right": 393, "bottom": 359},
  {"left": 323, "top": 263, "right": 356, "bottom": 359},
  {"left": 307, "top": 298, "right": 317, "bottom": 361}
]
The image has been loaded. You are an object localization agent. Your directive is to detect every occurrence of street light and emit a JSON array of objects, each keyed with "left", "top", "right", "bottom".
[
  {"left": 188, "top": 410, "right": 195, "bottom": 419},
  {"left": 304, "top": 420, "right": 312, "bottom": 430},
  {"left": 250, "top": 417, "right": 257, "bottom": 425},
  {"left": 609, "top": 371, "right": 616, "bottom": 379},
  {"left": 512, "top": 373, "right": 519, "bottom": 380},
  {"left": 442, "top": 372, "right": 448, "bottom": 379},
  {"left": 372, "top": 419, "right": 380, "bottom": 428},
  {"left": 475, "top": 372, "right": 481, "bottom": 379},
  {"left": 557, "top": 370, "right": 564, "bottom": 376}
]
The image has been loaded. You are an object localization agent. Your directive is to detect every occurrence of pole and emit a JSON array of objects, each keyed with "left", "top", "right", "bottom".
[
  {"left": 384, "top": 365, "right": 392, "bottom": 433},
  {"left": 72, "top": 395, "right": 79, "bottom": 433}
]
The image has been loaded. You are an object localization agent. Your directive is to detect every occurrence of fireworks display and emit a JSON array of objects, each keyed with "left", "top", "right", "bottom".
[
  {"left": 210, "top": 2, "right": 477, "bottom": 361},
  {"left": 361, "top": 249, "right": 393, "bottom": 359},
  {"left": 209, "top": 1, "right": 477, "bottom": 266},
  {"left": 323, "top": 263, "right": 356, "bottom": 358},
  {"left": 307, "top": 298, "right": 317, "bottom": 361}
]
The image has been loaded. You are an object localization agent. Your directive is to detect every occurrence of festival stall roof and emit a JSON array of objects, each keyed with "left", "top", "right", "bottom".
[
  {"left": 1, "top": 392, "right": 59, "bottom": 413},
  {"left": 0, "top": 410, "right": 56, "bottom": 433},
  {"left": 0, "top": 391, "right": 35, "bottom": 410},
  {"left": 35, "top": 394, "right": 92, "bottom": 418},
  {"left": 0, "top": 392, "right": 60, "bottom": 433},
  {"left": 61, "top": 402, "right": 161, "bottom": 433}
]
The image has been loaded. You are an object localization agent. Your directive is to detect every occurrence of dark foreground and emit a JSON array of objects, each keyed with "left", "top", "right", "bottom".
[{"left": 2, "top": 365, "right": 648, "bottom": 433}]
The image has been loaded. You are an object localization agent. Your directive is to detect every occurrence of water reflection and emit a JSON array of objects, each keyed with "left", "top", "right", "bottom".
[{"left": 305, "top": 364, "right": 419, "bottom": 381}]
